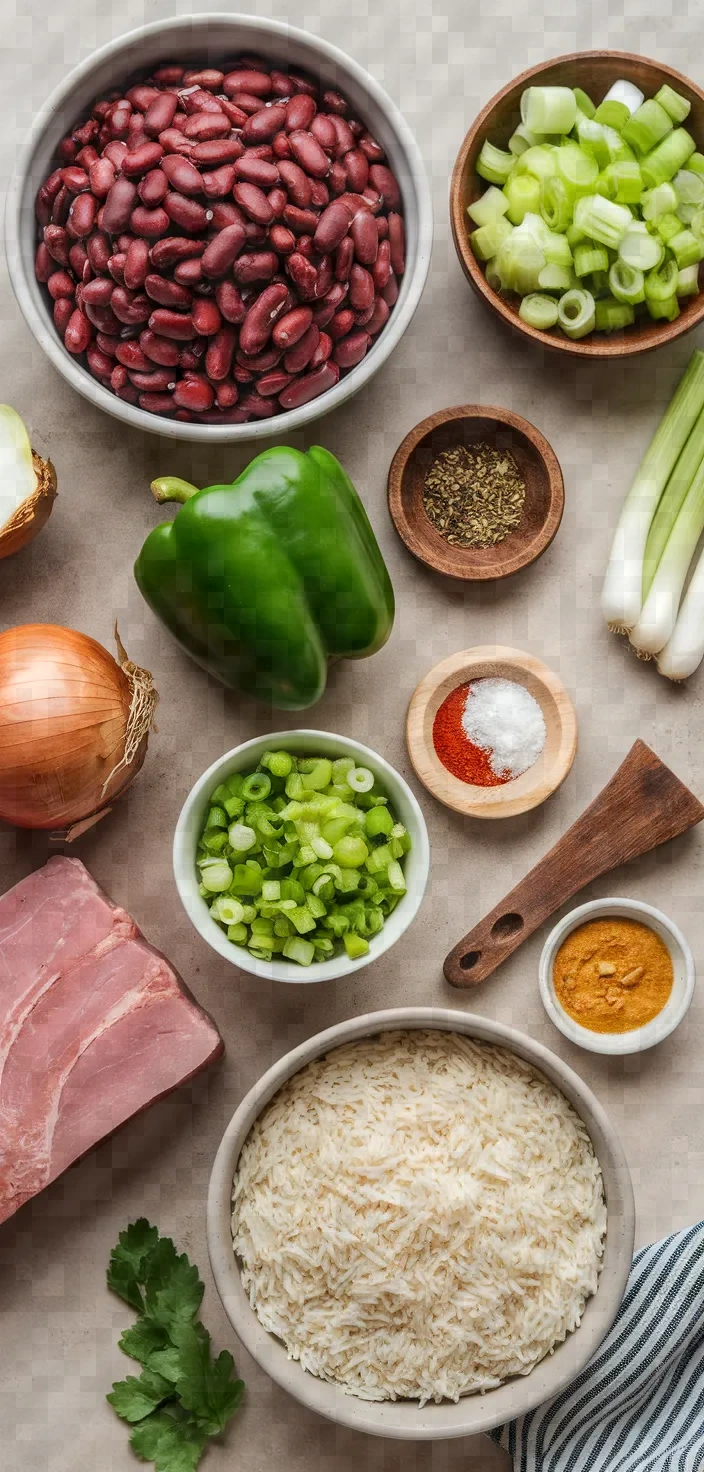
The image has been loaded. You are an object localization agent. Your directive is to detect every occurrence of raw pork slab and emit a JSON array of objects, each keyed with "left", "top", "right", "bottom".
[{"left": 0, "top": 856, "right": 223, "bottom": 1224}]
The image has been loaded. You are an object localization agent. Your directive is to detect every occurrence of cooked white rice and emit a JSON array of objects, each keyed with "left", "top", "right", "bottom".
[{"left": 231, "top": 1030, "right": 606, "bottom": 1405}]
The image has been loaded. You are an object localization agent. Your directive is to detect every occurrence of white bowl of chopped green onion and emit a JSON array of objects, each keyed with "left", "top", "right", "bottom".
[
  {"left": 173, "top": 731, "right": 430, "bottom": 983},
  {"left": 451, "top": 52, "right": 704, "bottom": 356}
]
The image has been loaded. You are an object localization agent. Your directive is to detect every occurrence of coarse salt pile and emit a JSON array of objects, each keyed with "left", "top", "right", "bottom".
[
  {"left": 231, "top": 1030, "right": 606, "bottom": 1405},
  {"left": 462, "top": 677, "right": 546, "bottom": 779}
]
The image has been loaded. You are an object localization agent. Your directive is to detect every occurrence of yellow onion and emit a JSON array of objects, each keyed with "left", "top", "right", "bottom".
[
  {"left": 0, "top": 406, "right": 57, "bottom": 559},
  {"left": 0, "top": 624, "right": 158, "bottom": 836}
]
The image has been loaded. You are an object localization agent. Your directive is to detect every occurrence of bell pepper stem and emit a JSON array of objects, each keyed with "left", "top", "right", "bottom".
[{"left": 150, "top": 476, "right": 200, "bottom": 505}]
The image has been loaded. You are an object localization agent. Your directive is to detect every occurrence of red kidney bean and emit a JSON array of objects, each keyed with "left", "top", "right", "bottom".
[
  {"left": 371, "top": 238, "right": 391, "bottom": 290},
  {"left": 51, "top": 187, "right": 70, "bottom": 225},
  {"left": 351, "top": 210, "right": 378, "bottom": 266},
  {"left": 209, "top": 202, "right": 240, "bottom": 231},
  {"left": 328, "top": 161, "right": 347, "bottom": 196},
  {"left": 159, "top": 154, "right": 203, "bottom": 195},
  {"left": 232, "top": 181, "right": 273, "bottom": 226},
  {"left": 323, "top": 89, "right": 349, "bottom": 116},
  {"left": 285, "top": 94, "right": 316, "bottom": 133},
  {"left": 145, "top": 92, "right": 178, "bottom": 135},
  {"left": 234, "top": 157, "right": 279, "bottom": 189},
  {"left": 181, "top": 88, "right": 225, "bottom": 117},
  {"left": 96, "top": 331, "right": 119, "bottom": 356},
  {"left": 102, "top": 141, "right": 127, "bottom": 170},
  {"left": 267, "top": 186, "right": 287, "bottom": 218},
  {"left": 106, "top": 255, "right": 126, "bottom": 286},
  {"left": 334, "top": 237, "right": 354, "bottom": 282},
  {"left": 312, "top": 200, "right": 352, "bottom": 254},
  {"left": 70, "top": 242, "right": 89, "bottom": 278},
  {"left": 279, "top": 360, "right": 339, "bottom": 408},
  {"left": 61, "top": 166, "right": 90, "bottom": 193},
  {"left": 234, "top": 363, "right": 254, "bottom": 383},
  {"left": 328, "top": 308, "right": 354, "bottom": 341},
  {"left": 47, "top": 269, "right": 75, "bottom": 300},
  {"left": 239, "top": 282, "right": 289, "bottom": 355},
  {"left": 362, "top": 187, "right": 383, "bottom": 215},
  {"left": 103, "top": 178, "right": 137, "bottom": 234},
  {"left": 129, "top": 367, "right": 176, "bottom": 391},
  {"left": 139, "top": 392, "right": 175, "bottom": 413},
  {"left": 183, "top": 111, "right": 230, "bottom": 141},
  {"left": 308, "top": 117, "right": 336, "bottom": 157},
  {"left": 217, "top": 98, "right": 248, "bottom": 128},
  {"left": 224, "top": 90, "right": 265, "bottom": 115},
  {"left": 88, "top": 157, "right": 116, "bottom": 198},
  {"left": 243, "top": 223, "right": 269, "bottom": 251},
  {"left": 215, "top": 380, "right": 239, "bottom": 408},
  {"left": 158, "top": 128, "right": 195, "bottom": 156},
  {"left": 82, "top": 276, "right": 114, "bottom": 305},
  {"left": 183, "top": 68, "right": 223, "bottom": 90},
  {"left": 382, "top": 270, "right": 399, "bottom": 307},
  {"left": 173, "top": 376, "right": 214, "bottom": 411},
  {"left": 310, "top": 330, "right": 332, "bottom": 367},
  {"left": 122, "top": 141, "right": 164, "bottom": 176},
  {"left": 192, "top": 298, "right": 222, "bottom": 336},
  {"left": 268, "top": 69, "right": 291, "bottom": 96},
  {"left": 64, "top": 307, "right": 92, "bottom": 353},
  {"left": 86, "top": 343, "right": 113, "bottom": 378},
  {"left": 35, "top": 242, "right": 54, "bottom": 282},
  {"left": 277, "top": 160, "right": 311, "bottom": 208},
  {"left": 387, "top": 211, "right": 405, "bottom": 276},
  {"left": 130, "top": 205, "right": 169, "bottom": 238},
  {"left": 201, "top": 164, "right": 236, "bottom": 197},
  {"left": 201, "top": 222, "right": 246, "bottom": 278},
  {"left": 110, "top": 287, "right": 151, "bottom": 324},
  {"left": 272, "top": 304, "right": 313, "bottom": 349},
  {"left": 140, "top": 330, "right": 181, "bottom": 366},
  {"left": 366, "top": 294, "right": 390, "bottom": 336},
  {"left": 152, "top": 65, "right": 184, "bottom": 85},
  {"left": 223, "top": 68, "right": 272, "bottom": 98},
  {"left": 108, "top": 101, "right": 132, "bottom": 140},
  {"left": 58, "top": 137, "right": 77, "bottom": 163},
  {"left": 359, "top": 133, "right": 385, "bottom": 163},
  {"left": 344, "top": 148, "right": 369, "bottom": 193},
  {"left": 288, "top": 131, "right": 330, "bottom": 179},
  {"left": 236, "top": 342, "right": 282, "bottom": 371},
  {"left": 86, "top": 230, "right": 111, "bottom": 273},
  {"left": 269, "top": 223, "right": 296, "bottom": 255},
  {"left": 333, "top": 329, "right": 370, "bottom": 368},
  {"left": 41, "top": 168, "right": 63, "bottom": 200},
  {"left": 73, "top": 118, "right": 99, "bottom": 146},
  {"left": 286, "top": 251, "right": 318, "bottom": 299},
  {"left": 151, "top": 235, "right": 206, "bottom": 267},
  {"left": 238, "top": 391, "right": 276, "bottom": 419},
  {"left": 174, "top": 257, "right": 203, "bottom": 285},
  {"left": 127, "top": 84, "right": 160, "bottom": 112},
  {"left": 315, "top": 253, "right": 334, "bottom": 300},
  {"left": 273, "top": 131, "right": 291, "bottom": 159},
  {"left": 283, "top": 323, "right": 319, "bottom": 373},
  {"left": 138, "top": 169, "right": 169, "bottom": 206},
  {"left": 148, "top": 308, "right": 196, "bottom": 339},
  {"left": 312, "top": 281, "right": 346, "bottom": 328},
  {"left": 193, "top": 138, "right": 244, "bottom": 166},
  {"left": 310, "top": 181, "right": 329, "bottom": 210},
  {"left": 215, "top": 280, "right": 246, "bottom": 322},
  {"left": 348, "top": 262, "right": 375, "bottom": 311},
  {"left": 376, "top": 215, "right": 389, "bottom": 240},
  {"left": 205, "top": 325, "right": 237, "bottom": 380},
  {"left": 178, "top": 343, "right": 205, "bottom": 375},
  {"left": 329, "top": 115, "right": 356, "bottom": 158},
  {"left": 242, "top": 104, "right": 288, "bottom": 145},
  {"left": 368, "top": 164, "right": 400, "bottom": 210},
  {"left": 287, "top": 70, "right": 318, "bottom": 98},
  {"left": 164, "top": 193, "right": 210, "bottom": 231},
  {"left": 76, "top": 143, "right": 99, "bottom": 166},
  {"left": 256, "top": 368, "right": 293, "bottom": 397},
  {"left": 44, "top": 224, "right": 70, "bottom": 265},
  {"left": 283, "top": 205, "right": 319, "bottom": 236},
  {"left": 117, "top": 232, "right": 135, "bottom": 252},
  {"left": 53, "top": 297, "right": 74, "bottom": 334},
  {"left": 144, "top": 273, "right": 193, "bottom": 308}
]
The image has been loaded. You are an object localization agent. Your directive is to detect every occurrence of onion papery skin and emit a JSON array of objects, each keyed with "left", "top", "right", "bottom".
[
  {"left": 0, "top": 624, "right": 149, "bottom": 829},
  {"left": 0, "top": 452, "right": 57, "bottom": 560}
]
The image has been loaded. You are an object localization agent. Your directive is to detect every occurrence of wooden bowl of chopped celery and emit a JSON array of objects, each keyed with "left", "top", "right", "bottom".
[{"left": 451, "top": 51, "right": 704, "bottom": 357}]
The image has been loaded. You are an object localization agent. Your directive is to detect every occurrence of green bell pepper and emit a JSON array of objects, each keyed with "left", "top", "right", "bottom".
[{"left": 134, "top": 446, "right": 394, "bottom": 710}]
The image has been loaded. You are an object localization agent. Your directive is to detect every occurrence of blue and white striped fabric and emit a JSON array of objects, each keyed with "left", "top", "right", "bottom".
[{"left": 489, "top": 1221, "right": 704, "bottom": 1472}]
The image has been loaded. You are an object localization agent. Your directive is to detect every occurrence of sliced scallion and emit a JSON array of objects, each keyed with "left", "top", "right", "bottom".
[
  {"left": 347, "top": 767, "right": 375, "bottom": 794},
  {"left": 644, "top": 253, "right": 679, "bottom": 301},
  {"left": 603, "top": 79, "right": 645, "bottom": 116},
  {"left": 471, "top": 216, "right": 513, "bottom": 261},
  {"left": 658, "top": 212, "right": 685, "bottom": 243},
  {"left": 677, "top": 263, "right": 700, "bottom": 295},
  {"left": 556, "top": 142, "right": 599, "bottom": 198},
  {"left": 476, "top": 139, "right": 514, "bottom": 185},
  {"left": 593, "top": 99, "right": 630, "bottom": 132},
  {"left": 622, "top": 99, "right": 673, "bottom": 155},
  {"left": 515, "top": 144, "right": 558, "bottom": 182},
  {"left": 538, "top": 262, "right": 574, "bottom": 291},
  {"left": 508, "top": 123, "right": 543, "bottom": 156},
  {"left": 655, "top": 84, "right": 692, "bottom": 125},
  {"left": 609, "top": 259, "right": 645, "bottom": 304},
  {"left": 574, "top": 241, "right": 609, "bottom": 277},
  {"left": 519, "top": 292, "right": 559, "bottom": 329},
  {"left": 466, "top": 186, "right": 510, "bottom": 227},
  {"left": 574, "top": 192, "right": 632, "bottom": 248},
  {"left": 573, "top": 86, "right": 596, "bottom": 119},
  {"left": 599, "top": 160, "right": 643, "bottom": 203},
  {"left": 670, "top": 228, "right": 704, "bottom": 269},
  {"left": 641, "top": 128, "right": 696, "bottom": 189},
  {"left": 641, "top": 181, "right": 678, "bottom": 220},
  {"left": 504, "top": 173, "right": 541, "bottom": 224},
  {"left": 594, "top": 297, "right": 635, "bottom": 331},
  {"left": 618, "top": 228, "right": 664, "bottom": 271},
  {"left": 557, "top": 287, "right": 596, "bottom": 339},
  {"left": 630, "top": 453, "right": 704, "bottom": 656},
  {"left": 539, "top": 175, "right": 572, "bottom": 230},
  {"left": 657, "top": 543, "right": 704, "bottom": 679},
  {"left": 521, "top": 85, "right": 577, "bottom": 135}
]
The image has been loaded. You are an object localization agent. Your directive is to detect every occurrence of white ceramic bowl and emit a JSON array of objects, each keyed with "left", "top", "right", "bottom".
[
  {"left": 540, "top": 897, "right": 696, "bottom": 1056},
  {"left": 173, "top": 731, "right": 429, "bottom": 983},
  {"left": 207, "top": 1006, "right": 635, "bottom": 1440},
  {"left": 6, "top": 14, "right": 432, "bottom": 443}
]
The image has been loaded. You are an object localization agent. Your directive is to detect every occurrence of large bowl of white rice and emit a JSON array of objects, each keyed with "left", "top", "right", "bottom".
[{"left": 207, "top": 1008, "right": 634, "bottom": 1439}]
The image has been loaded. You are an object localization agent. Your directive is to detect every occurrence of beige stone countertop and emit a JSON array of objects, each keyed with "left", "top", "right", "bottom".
[{"left": 2, "top": 3, "right": 704, "bottom": 1469}]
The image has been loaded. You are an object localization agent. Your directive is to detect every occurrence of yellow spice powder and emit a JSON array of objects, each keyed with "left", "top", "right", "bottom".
[{"left": 553, "top": 917, "right": 673, "bottom": 1035}]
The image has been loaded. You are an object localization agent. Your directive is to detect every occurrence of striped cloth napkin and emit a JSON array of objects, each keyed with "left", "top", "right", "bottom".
[{"left": 488, "top": 1221, "right": 704, "bottom": 1471}]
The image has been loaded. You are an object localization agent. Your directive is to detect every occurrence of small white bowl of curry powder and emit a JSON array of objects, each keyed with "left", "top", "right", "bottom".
[{"left": 539, "top": 898, "right": 695, "bottom": 1056}]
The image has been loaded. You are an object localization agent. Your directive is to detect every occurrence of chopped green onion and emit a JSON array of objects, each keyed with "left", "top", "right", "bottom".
[
  {"left": 538, "top": 263, "right": 574, "bottom": 291},
  {"left": 642, "top": 181, "right": 678, "bottom": 220},
  {"left": 471, "top": 216, "right": 513, "bottom": 261},
  {"left": 674, "top": 169, "right": 704, "bottom": 207},
  {"left": 521, "top": 85, "right": 577, "bottom": 135},
  {"left": 599, "top": 160, "right": 643, "bottom": 203},
  {"left": 241, "top": 772, "right": 271, "bottom": 802},
  {"left": 644, "top": 253, "right": 679, "bottom": 301},
  {"left": 574, "top": 193, "right": 632, "bottom": 248},
  {"left": 343, "top": 932, "right": 369, "bottom": 960},
  {"left": 476, "top": 139, "right": 514, "bottom": 184},
  {"left": 557, "top": 287, "right": 596, "bottom": 339},
  {"left": 574, "top": 241, "right": 609, "bottom": 277},
  {"left": 593, "top": 99, "right": 630, "bottom": 131},
  {"left": 556, "top": 142, "right": 599, "bottom": 198},
  {"left": 228, "top": 822, "right": 257, "bottom": 852},
  {"left": 199, "top": 858, "right": 232, "bottom": 893},
  {"left": 539, "top": 175, "right": 572, "bottom": 231},
  {"left": 496, "top": 232, "right": 545, "bottom": 294},
  {"left": 603, "top": 79, "right": 644, "bottom": 115},
  {"left": 282, "top": 936, "right": 315, "bottom": 965},
  {"left": 618, "top": 227, "right": 664, "bottom": 271},
  {"left": 211, "top": 896, "right": 245, "bottom": 926},
  {"left": 677, "top": 263, "right": 700, "bottom": 295},
  {"left": 515, "top": 144, "right": 558, "bottom": 181},
  {"left": 603, "top": 125, "right": 636, "bottom": 164},
  {"left": 609, "top": 259, "right": 645, "bottom": 304},
  {"left": 573, "top": 87, "right": 596, "bottom": 119},
  {"left": 508, "top": 123, "right": 542, "bottom": 156},
  {"left": 594, "top": 297, "right": 635, "bottom": 331},
  {"left": 466, "top": 186, "right": 510, "bottom": 227},
  {"left": 503, "top": 173, "right": 541, "bottom": 224},
  {"left": 347, "top": 766, "right": 374, "bottom": 793},
  {"left": 622, "top": 99, "right": 673, "bottom": 155},
  {"left": 641, "top": 128, "right": 696, "bottom": 189},
  {"left": 658, "top": 212, "right": 684, "bottom": 243},
  {"left": 586, "top": 268, "right": 611, "bottom": 298},
  {"left": 670, "top": 228, "right": 704, "bottom": 269},
  {"left": 655, "top": 84, "right": 691, "bottom": 125},
  {"left": 261, "top": 749, "right": 293, "bottom": 778},
  {"left": 688, "top": 152, "right": 704, "bottom": 177},
  {"left": 656, "top": 542, "right": 704, "bottom": 678},
  {"left": 630, "top": 451, "right": 704, "bottom": 656},
  {"left": 519, "top": 293, "right": 559, "bottom": 329}
]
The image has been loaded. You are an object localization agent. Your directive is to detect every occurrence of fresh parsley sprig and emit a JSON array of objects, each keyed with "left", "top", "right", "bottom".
[{"left": 107, "top": 1220, "right": 244, "bottom": 1472}]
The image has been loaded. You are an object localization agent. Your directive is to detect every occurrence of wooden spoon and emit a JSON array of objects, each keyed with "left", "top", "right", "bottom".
[{"left": 444, "top": 741, "right": 704, "bottom": 987}]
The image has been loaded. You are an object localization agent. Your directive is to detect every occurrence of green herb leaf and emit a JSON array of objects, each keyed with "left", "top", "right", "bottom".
[
  {"left": 119, "top": 1319, "right": 170, "bottom": 1366},
  {"left": 107, "top": 1219, "right": 160, "bottom": 1312},
  {"left": 147, "top": 1347, "right": 185, "bottom": 1384},
  {"left": 174, "top": 1325, "right": 245, "bottom": 1436},
  {"left": 143, "top": 1237, "right": 204, "bottom": 1331},
  {"left": 107, "top": 1369, "right": 176, "bottom": 1423},
  {"left": 130, "top": 1409, "right": 207, "bottom": 1472}
]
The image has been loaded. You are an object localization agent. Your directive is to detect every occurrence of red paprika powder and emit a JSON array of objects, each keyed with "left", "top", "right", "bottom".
[{"left": 432, "top": 682, "right": 510, "bottom": 787}]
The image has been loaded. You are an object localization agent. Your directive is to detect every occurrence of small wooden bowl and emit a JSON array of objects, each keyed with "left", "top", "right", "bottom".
[
  {"left": 407, "top": 646, "right": 578, "bottom": 819},
  {"left": 450, "top": 50, "right": 704, "bottom": 359},
  {"left": 387, "top": 405, "right": 564, "bottom": 580}
]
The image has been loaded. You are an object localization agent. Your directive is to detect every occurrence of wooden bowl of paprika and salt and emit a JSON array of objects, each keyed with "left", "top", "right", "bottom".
[
  {"left": 387, "top": 405, "right": 564, "bottom": 581},
  {"left": 407, "top": 646, "right": 577, "bottom": 819}
]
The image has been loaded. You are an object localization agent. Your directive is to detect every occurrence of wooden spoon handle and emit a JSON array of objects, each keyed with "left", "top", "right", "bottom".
[{"left": 444, "top": 741, "right": 704, "bottom": 987}]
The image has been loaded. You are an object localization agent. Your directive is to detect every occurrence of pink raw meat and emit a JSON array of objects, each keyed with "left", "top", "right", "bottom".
[{"left": 0, "top": 857, "right": 223, "bottom": 1224}]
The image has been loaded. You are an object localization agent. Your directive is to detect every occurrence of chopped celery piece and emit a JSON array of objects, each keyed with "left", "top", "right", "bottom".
[
  {"left": 504, "top": 172, "right": 541, "bottom": 224},
  {"left": 594, "top": 297, "right": 635, "bottom": 331},
  {"left": 260, "top": 749, "right": 293, "bottom": 778},
  {"left": 300, "top": 758, "right": 333, "bottom": 790},
  {"left": 495, "top": 232, "right": 545, "bottom": 294},
  {"left": 622, "top": 99, "right": 673, "bottom": 155},
  {"left": 519, "top": 293, "right": 559, "bottom": 329},
  {"left": 574, "top": 241, "right": 609, "bottom": 277},
  {"left": 677, "top": 263, "right": 700, "bottom": 296},
  {"left": 609, "top": 259, "right": 645, "bottom": 304},
  {"left": 556, "top": 141, "right": 599, "bottom": 197},
  {"left": 508, "top": 123, "right": 543, "bottom": 156},
  {"left": 645, "top": 254, "right": 679, "bottom": 301},
  {"left": 574, "top": 193, "right": 632, "bottom": 248},
  {"left": 599, "top": 160, "right": 643, "bottom": 203},
  {"left": 586, "top": 269, "right": 611, "bottom": 299},
  {"left": 602, "top": 125, "right": 636, "bottom": 164},
  {"left": 466, "top": 186, "right": 510, "bottom": 227},
  {"left": 476, "top": 139, "right": 514, "bottom": 184},
  {"left": 688, "top": 153, "right": 704, "bottom": 177},
  {"left": 205, "top": 805, "right": 227, "bottom": 829},
  {"left": 241, "top": 771, "right": 271, "bottom": 801},
  {"left": 515, "top": 145, "right": 557, "bottom": 181},
  {"left": 658, "top": 212, "right": 684, "bottom": 244},
  {"left": 593, "top": 99, "right": 630, "bottom": 131},
  {"left": 224, "top": 794, "right": 245, "bottom": 819},
  {"left": 365, "top": 805, "right": 394, "bottom": 838},
  {"left": 261, "top": 880, "right": 281, "bottom": 903},
  {"left": 670, "top": 229, "right": 704, "bottom": 269},
  {"left": 282, "top": 936, "right": 314, "bottom": 965},
  {"left": 343, "top": 932, "right": 370, "bottom": 959},
  {"left": 537, "top": 173, "right": 570, "bottom": 232},
  {"left": 647, "top": 294, "right": 680, "bottom": 321},
  {"left": 227, "top": 922, "right": 248, "bottom": 945},
  {"left": 521, "top": 86, "right": 577, "bottom": 135},
  {"left": 692, "top": 208, "right": 704, "bottom": 241},
  {"left": 674, "top": 169, "right": 704, "bottom": 207},
  {"left": 387, "top": 861, "right": 407, "bottom": 893},
  {"left": 577, "top": 118, "right": 610, "bottom": 169},
  {"left": 573, "top": 87, "right": 596, "bottom": 119},
  {"left": 642, "top": 181, "right": 678, "bottom": 220},
  {"left": 604, "top": 80, "right": 644, "bottom": 115},
  {"left": 332, "top": 835, "right": 368, "bottom": 868},
  {"left": 332, "top": 757, "right": 355, "bottom": 781},
  {"left": 655, "top": 84, "right": 691, "bottom": 124},
  {"left": 538, "top": 263, "right": 574, "bottom": 291},
  {"left": 566, "top": 222, "right": 587, "bottom": 248},
  {"left": 288, "top": 905, "right": 316, "bottom": 935},
  {"left": 557, "top": 287, "right": 596, "bottom": 339},
  {"left": 618, "top": 228, "right": 664, "bottom": 271},
  {"left": 471, "top": 217, "right": 514, "bottom": 262},
  {"left": 641, "top": 129, "right": 696, "bottom": 189}
]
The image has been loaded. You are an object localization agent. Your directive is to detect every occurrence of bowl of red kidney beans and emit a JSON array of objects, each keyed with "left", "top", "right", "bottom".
[{"left": 6, "top": 15, "right": 432, "bottom": 440}]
